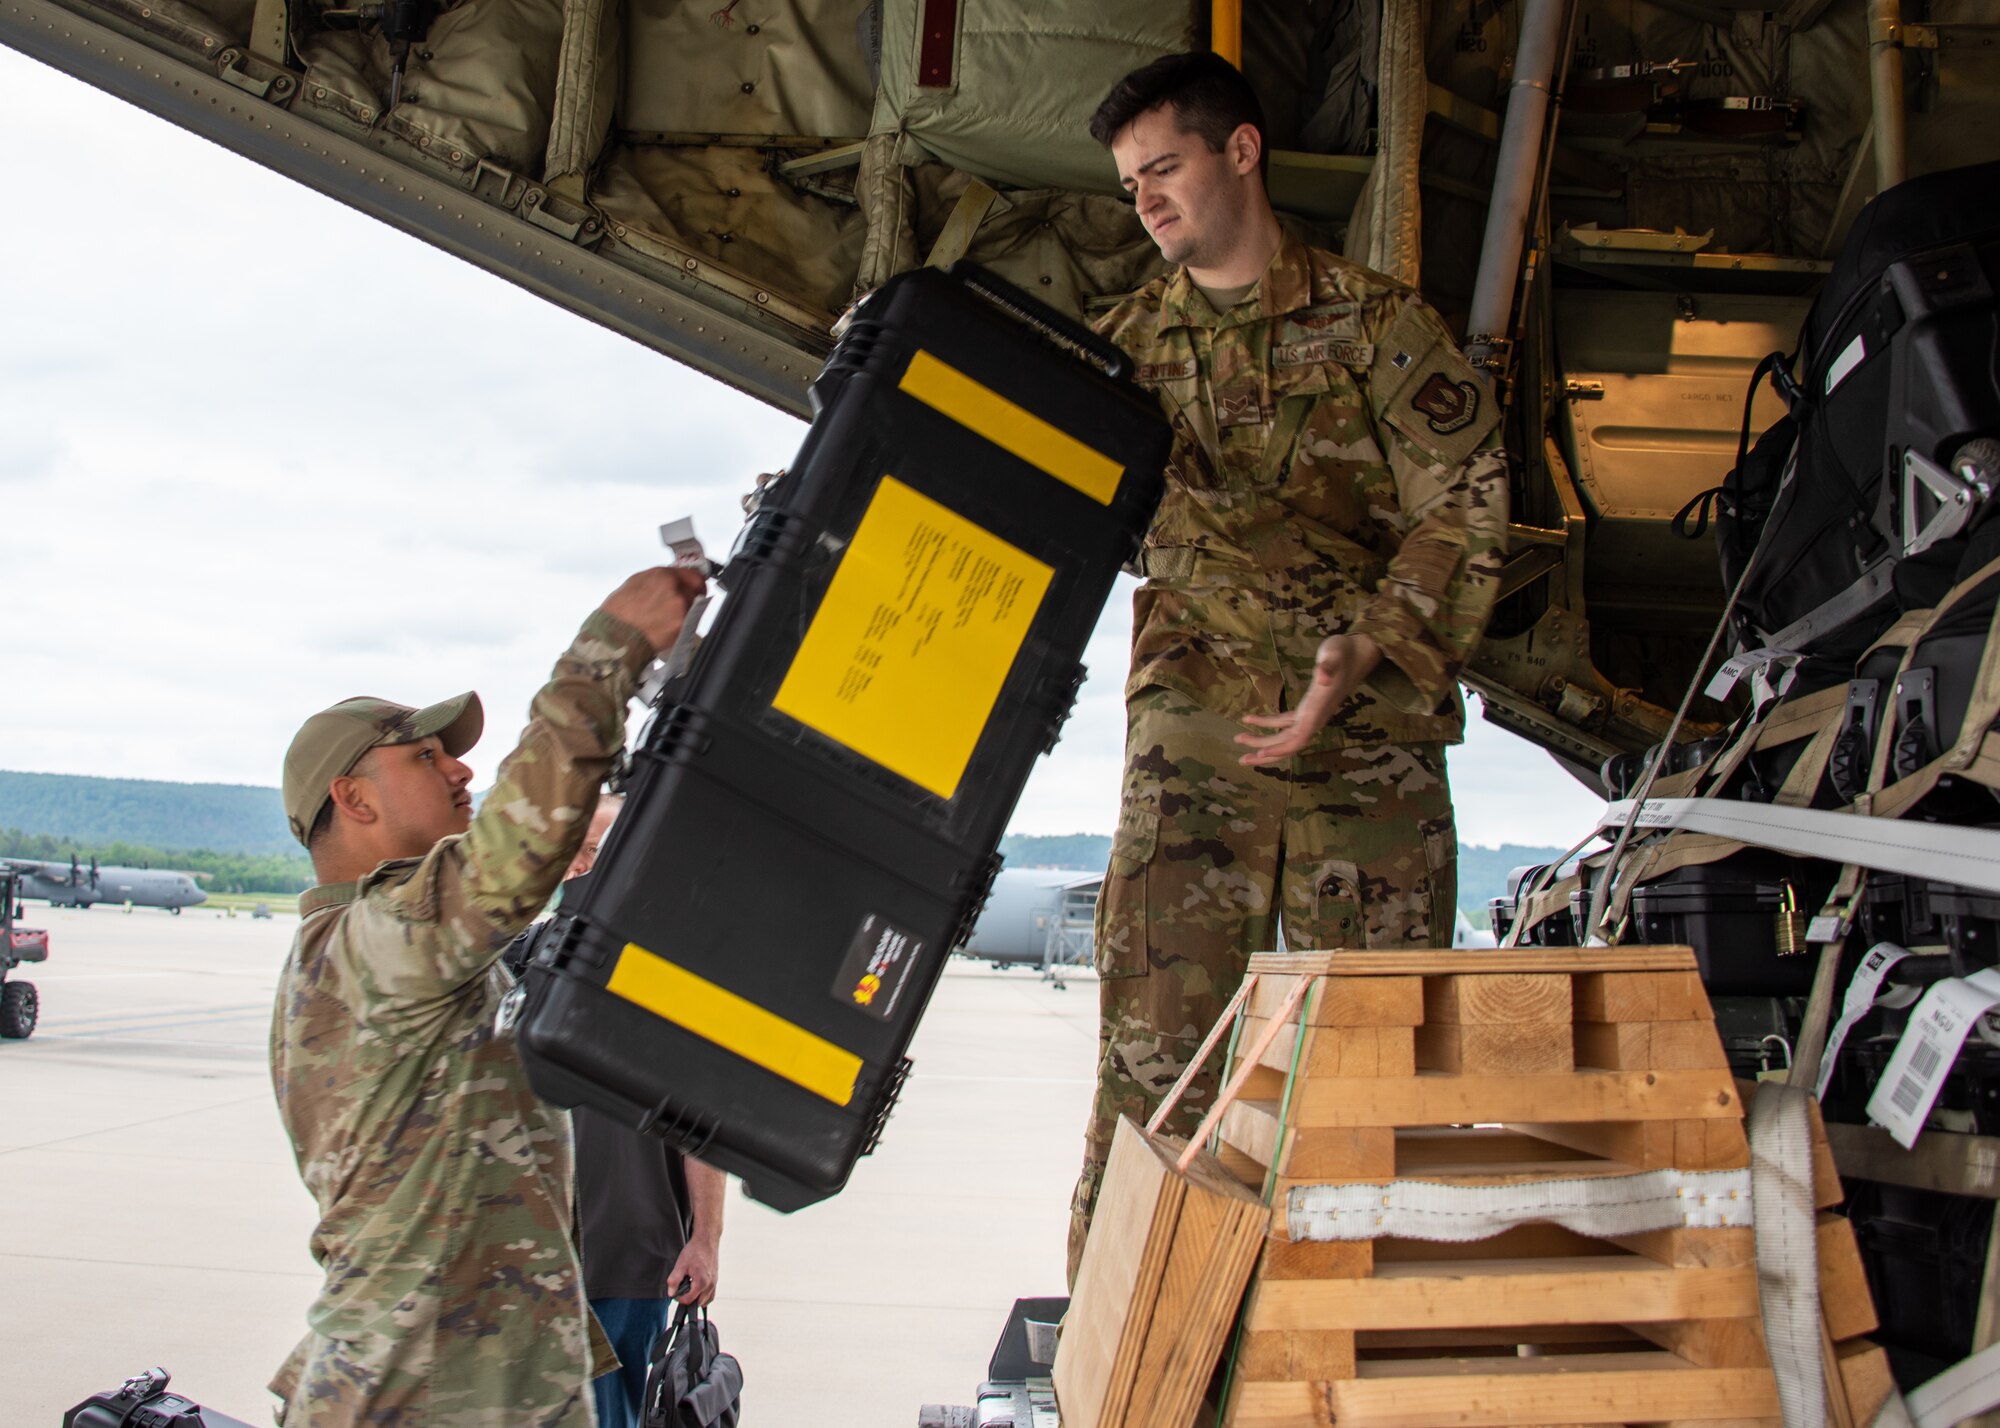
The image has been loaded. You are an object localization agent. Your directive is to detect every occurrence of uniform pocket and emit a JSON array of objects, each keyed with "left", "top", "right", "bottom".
[
  {"left": 1422, "top": 815, "right": 1459, "bottom": 947},
  {"left": 1093, "top": 808, "right": 1159, "bottom": 979}
]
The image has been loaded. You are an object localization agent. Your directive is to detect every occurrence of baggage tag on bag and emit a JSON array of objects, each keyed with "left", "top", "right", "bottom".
[
  {"left": 1866, "top": 965, "right": 2000, "bottom": 1147},
  {"left": 1705, "top": 646, "right": 1802, "bottom": 702},
  {"left": 638, "top": 517, "right": 718, "bottom": 704},
  {"left": 1815, "top": 942, "right": 1918, "bottom": 1099}
]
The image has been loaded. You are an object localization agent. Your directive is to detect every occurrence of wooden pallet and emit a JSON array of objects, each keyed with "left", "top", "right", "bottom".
[{"left": 1199, "top": 948, "right": 1886, "bottom": 1428}]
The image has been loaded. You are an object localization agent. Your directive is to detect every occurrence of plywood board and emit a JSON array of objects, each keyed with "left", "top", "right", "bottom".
[{"left": 1054, "top": 1117, "right": 1266, "bottom": 1428}]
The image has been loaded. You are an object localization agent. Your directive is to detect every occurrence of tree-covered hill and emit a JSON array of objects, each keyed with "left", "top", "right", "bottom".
[
  {"left": 0, "top": 769, "right": 293, "bottom": 857},
  {"left": 0, "top": 774, "right": 1578, "bottom": 912}
]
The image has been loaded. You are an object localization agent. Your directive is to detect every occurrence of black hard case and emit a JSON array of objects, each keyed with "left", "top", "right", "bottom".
[{"left": 518, "top": 264, "right": 1168, "bottom": 1211}]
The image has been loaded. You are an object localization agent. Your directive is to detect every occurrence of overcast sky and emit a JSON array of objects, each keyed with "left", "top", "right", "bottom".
[{"left": 0, "top": 47, "right": 1606, "bottom": 851}]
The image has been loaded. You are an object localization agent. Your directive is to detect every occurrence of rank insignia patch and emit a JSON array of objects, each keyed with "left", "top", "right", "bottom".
[{"left": 1411, "top": 372, "right": 1480, "bottom": 434}]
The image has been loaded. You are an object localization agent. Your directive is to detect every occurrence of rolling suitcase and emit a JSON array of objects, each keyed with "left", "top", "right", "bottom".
[{"left": 516, "top": 263, "right": 1169, "bottom": 1210}]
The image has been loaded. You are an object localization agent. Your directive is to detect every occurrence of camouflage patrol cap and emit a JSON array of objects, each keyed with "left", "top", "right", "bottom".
[{"left": 282, "top": 693, "right": 484, "bottom": 846}]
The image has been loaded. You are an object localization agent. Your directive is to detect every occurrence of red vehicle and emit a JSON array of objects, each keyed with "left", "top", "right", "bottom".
[{"left": 1, "top": 869, "right": 45, "bottom": 1039}]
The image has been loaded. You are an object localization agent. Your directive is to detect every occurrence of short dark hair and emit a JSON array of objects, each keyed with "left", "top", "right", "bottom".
[
  {"left": 306, "top": 796, "right": 336, "bottom": 851},
  {"left": 1088, "top": 51, "right": 1266, "bottom": 157}
]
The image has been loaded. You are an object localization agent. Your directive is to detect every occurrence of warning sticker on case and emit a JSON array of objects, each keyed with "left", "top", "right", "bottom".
[
  {"left": 834, "top": 913, "right": 927, "bottom": 1021},
  {"left": 773, "top": 476, "right": 1053, "bottom": 798}
]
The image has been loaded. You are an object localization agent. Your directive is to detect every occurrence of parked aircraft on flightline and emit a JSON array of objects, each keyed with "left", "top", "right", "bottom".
[{"left": 1, "top": 856, "right": 207, "bottom": 913}]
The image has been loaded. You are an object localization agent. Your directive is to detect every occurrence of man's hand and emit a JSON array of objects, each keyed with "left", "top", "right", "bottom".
[
  {"left": 600, "top": 567, "right": 708, "bottom": 656},
  {"left": 1236, "top": 633, "right": 1383, "bottom": 766},
  {"left": 666, "top": 1233, "right": 720, "bottom": 1307}
]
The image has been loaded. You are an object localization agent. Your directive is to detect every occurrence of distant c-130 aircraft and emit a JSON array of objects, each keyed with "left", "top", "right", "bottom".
[{"left": 1, "top": 855, "right": 207, "bottom": 913}]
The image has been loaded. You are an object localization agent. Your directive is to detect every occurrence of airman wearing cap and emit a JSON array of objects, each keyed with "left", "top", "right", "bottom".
[{"left": 267, "top": 566, "right": 703, "bottom": 1428}]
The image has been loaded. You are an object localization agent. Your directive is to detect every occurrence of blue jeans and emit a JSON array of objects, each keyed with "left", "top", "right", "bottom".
[{"left": 591, "top": 1296, "right": 675, "bottom": 1428}]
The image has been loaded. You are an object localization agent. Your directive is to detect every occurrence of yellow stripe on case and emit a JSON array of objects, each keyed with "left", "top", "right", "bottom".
[
  {"left": 897, "top": 349, "right": 1124, "bottom": 505},
  {"left": 605, "top": 943, "right": 863, "bottom": 1107}
]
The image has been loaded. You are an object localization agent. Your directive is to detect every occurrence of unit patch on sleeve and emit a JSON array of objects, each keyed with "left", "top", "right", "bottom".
[
  {"left": 1370, "top": 302, "right": 1499, "bottom": 469},
  {"left": 1411, "top": 371, "right": 1480, "bottom": 434}
]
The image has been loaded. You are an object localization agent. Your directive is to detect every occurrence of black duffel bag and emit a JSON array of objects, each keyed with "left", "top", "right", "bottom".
[
  {"left": 642, "top": 1302, "right": 742, "bottom": 1428},
  {"left": 1711, "top": 157, "right": 2000, "bottom": 665}
]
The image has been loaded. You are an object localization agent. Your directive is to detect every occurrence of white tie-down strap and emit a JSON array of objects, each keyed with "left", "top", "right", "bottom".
[
  {"left": 1600, "top": 797, "right": 2000, "bottom": 897},
  {"left": 1749, "top": 1080, "right": 1826, "bottom": 1428},
  {"left": 1900, "top": 1341, "right": 2000, "bottom": 1427},
  {"left": 1285, "top": 1168, "right": 1753, "bottom": 1243}
]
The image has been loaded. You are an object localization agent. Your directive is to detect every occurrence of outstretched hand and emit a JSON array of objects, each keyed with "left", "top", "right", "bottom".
[{"left": 1236, "top": 633, "right": 1382, "bottom": 766}]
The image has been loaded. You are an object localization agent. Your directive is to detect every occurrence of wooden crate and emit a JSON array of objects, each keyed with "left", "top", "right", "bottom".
[
  {"left": 1202, "top": 948, "right": 1881, "bottom": 1428},
  {"left": 1053, "top": 1116, "right": 1268, "bottom": 1428}
]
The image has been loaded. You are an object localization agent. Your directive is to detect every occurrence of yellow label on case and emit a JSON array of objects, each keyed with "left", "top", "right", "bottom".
[
  {"left": 898, "top": 349, "right": 1124, "bottom": 505},
  {"left": 773, "top": 476, "right": 1052, "bottom": 799},
  {"left": 606, "top": 943, "right": 863, "bottom": 1107}
]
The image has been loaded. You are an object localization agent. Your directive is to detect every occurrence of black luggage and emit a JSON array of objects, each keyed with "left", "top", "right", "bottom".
[
  {"left": 515, "top": 263, "right": 1168, "bottom": 1210},
  {"left": 1715, "top": 158, "right": 2000, "bottom": 665}
]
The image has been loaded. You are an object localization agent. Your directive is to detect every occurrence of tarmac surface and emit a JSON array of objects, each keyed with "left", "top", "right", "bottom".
[{"left": 0, "top": 904, "right": 1097, "bottom": 1424}]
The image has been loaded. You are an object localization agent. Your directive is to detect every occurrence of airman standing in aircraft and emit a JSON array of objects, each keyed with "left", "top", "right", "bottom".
[
  {"left": 268, "top": 565, "right": 702, "bottom": 1428},
  {"left": 1069, "top": 52, "right": 1510, "bottom": 1278}
]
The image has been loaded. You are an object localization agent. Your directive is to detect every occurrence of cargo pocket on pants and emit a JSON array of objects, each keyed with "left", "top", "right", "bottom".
[
  {"left": 1310, "top": 860, "right": 1365, "bottom": 950},
  {"left": 1423, "top": 816, "right": 1458, "bottom": 947},
  {"left": 1094, "top": 808, "right": 1158, "bottom": 979}
]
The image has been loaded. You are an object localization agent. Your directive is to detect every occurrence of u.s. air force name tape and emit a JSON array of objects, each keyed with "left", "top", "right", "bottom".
[
  {"left": 1600, "top": 797, "right": 2000, "bottom": 897},
  {"left": 1285, "top": 1167, "right": 1752, "bottom": 1243},
  {"left": 1815, "top": 943, "right": 1920, "bottom": 1100},
  {"left": 1867, "top": 965, "right": 2000, "bottom": 1148}
]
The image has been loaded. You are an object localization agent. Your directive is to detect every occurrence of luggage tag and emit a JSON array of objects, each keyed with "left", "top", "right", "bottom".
[
  {"left": 1705, "top": 646, "right": 1801, "bottom": 702},
  {"left": 1866, "top": 965, "right": 2000, "bottom": 1147},
  {"left": 638, "top": 517, "right": 718, "bottom": 704},
  {"left": 1814, "top": 942, "right": 1919, "bottom": 1099}
]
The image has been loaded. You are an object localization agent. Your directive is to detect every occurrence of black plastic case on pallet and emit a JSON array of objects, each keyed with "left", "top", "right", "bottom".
[
  {"left": 515, "top": 263, "right": 1169, "bottom": 1211},
  {"left": 1626, "top": 855, "right": 1820, "bottom": 995}
]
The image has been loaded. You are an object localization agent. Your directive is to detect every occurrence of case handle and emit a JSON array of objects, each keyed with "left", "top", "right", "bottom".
[{"left": 946, "top": 261, "right": 1132, "bottom": 382}]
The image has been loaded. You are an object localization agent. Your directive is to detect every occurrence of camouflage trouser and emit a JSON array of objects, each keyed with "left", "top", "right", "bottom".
[{"left": 1066, "top": 685, "right": 1457, "bottom": 1283}]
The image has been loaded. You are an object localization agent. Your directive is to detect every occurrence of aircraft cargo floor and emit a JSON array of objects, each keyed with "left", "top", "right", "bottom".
[{"left": 0, "top": 906, "right": 1094, "bottom": 1422}]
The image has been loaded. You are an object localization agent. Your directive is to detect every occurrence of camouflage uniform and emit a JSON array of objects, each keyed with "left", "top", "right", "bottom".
[
  {"left": 269, "top": 610, "right": 652, "bottom": 1428},
  {"left": 1069, "top": 232, "right": 1508, "bottom": 1276}
]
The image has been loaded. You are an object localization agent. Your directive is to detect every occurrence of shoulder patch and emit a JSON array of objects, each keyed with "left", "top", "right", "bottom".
[{"left": 1368, "top": 303, "right": 1498, "bottom": 468}]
